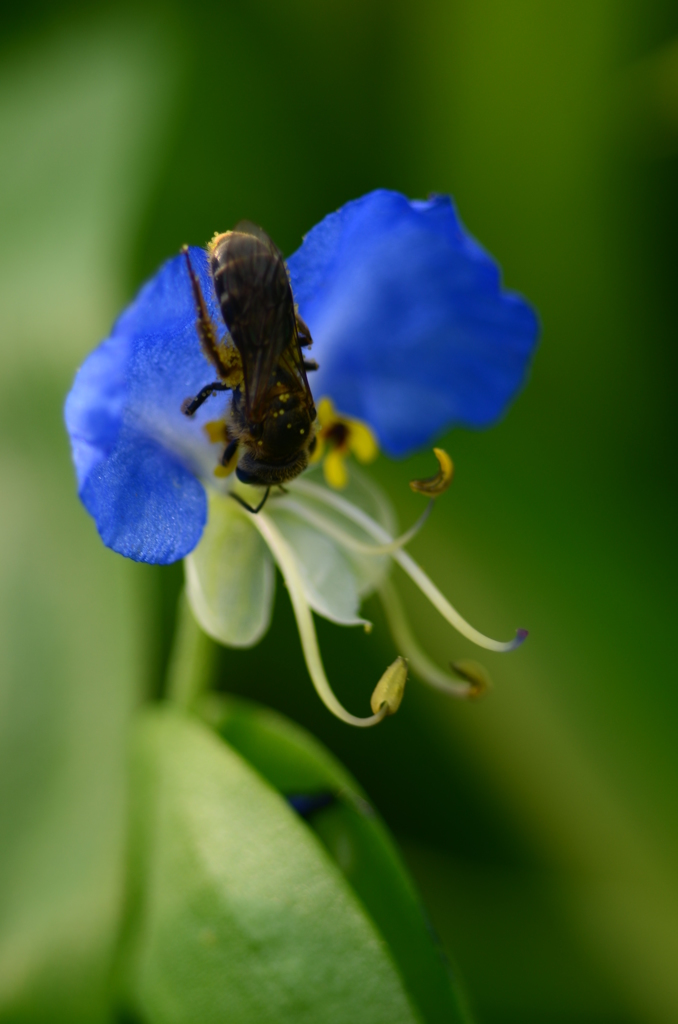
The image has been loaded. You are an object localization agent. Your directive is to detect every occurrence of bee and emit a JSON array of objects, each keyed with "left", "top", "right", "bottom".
[{"left": 181, "top": 222, "right": 319, "bottom": 512}]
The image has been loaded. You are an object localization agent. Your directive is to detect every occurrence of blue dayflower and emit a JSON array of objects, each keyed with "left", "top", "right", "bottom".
[{"left": 65, "top": 189, "right": 538, "bottom": 726}]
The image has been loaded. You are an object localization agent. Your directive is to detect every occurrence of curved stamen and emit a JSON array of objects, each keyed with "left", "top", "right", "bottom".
[
  {"left": 409, "top": 447, "right": 454, "bottom": 496},
  {"left": 251, "top": 512, "right": 388, "bottom": 727},
  {"left": 379, "top": 578, "right": 486, "bottom": 699},
  {"left": 292, "top": 479, "right": 527, "bottom": 653},
  {"left": 275, "top": 496, "right": 434, "bottom": 555}
]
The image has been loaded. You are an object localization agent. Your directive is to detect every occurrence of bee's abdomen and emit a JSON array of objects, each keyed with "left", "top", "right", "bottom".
[{"left": 210, "top": 230, "right": 291, "bottom": 340}]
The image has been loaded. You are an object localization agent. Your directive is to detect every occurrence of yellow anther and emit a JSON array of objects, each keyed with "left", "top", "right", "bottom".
[
  {"left": 204, "top": 420, "right": 228, "bottom": 444},
  {"left": 370, "top": 656, "right": 408, "bottom": 716},
  {"left": 314, "top": 396, "right": 379, "bottom": 489},
  {"left": 316, "top": 397, "right": 336, "bottom": 429},
  {"left": 409, "top": 448, "right": 454, "bottom": 497},
  {"left": 348, "top": 419, "right": 378, "bottom": 462},
  {"left": 324, "top": 448, "right": 349, "bottom": 489}
]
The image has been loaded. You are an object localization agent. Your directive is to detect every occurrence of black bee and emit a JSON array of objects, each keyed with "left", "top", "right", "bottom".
[{"left": 181, "top": 222, "right": 318, "bottom": 512}]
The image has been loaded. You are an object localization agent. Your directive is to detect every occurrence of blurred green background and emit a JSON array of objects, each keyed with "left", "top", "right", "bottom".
[{"left": 1, "top": 1, "right": 677, "bottom": 1022}]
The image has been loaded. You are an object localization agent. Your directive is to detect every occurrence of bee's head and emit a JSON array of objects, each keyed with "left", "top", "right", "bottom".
[{"left": 235, "top": 445, "right": 311, "bottom": 487}]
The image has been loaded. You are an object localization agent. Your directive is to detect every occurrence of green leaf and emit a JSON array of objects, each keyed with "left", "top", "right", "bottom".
[
  {"left": 202, "top": 694, "right": 473, "bottom": 1024},
  {"left": 123, "top": 707, "right": 422, "bottom": 1024}
]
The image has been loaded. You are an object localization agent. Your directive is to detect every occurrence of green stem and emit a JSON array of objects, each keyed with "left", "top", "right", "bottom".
[{"left": 165, "top": 590, "right": 216, "bottom": 711}]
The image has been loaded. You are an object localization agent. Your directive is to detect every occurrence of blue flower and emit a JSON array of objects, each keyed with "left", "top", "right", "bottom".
[{"left": 65, "top": 189, "right": 538, "bottom": 725}]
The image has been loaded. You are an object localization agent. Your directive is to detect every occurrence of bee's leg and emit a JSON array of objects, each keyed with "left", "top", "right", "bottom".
[
  {"left": 221, "top": 438, "right": 239, "bottom": 466},
  {"left": 303, "top": 358, "right": 319, "bottom": 372},
  {"left": 230, "top": 486, "right": 271, "bottom": 515},
  {"left": 277, "top": 484, "right": 289, "bottom": 494},
  {"left": 296, "top": 314, "right": 314, "bottom": 349},
  {"left": 182, "top": 381, "right": 230, "bottom": 417},
  {"left": 182, "top": 246, "right": 232, "bottom": 378}
]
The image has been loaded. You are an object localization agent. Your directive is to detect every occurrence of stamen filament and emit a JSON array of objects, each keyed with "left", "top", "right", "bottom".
[
  {"left": 252, "top": 512, "right": 388, "bottom": 728},
  {"left": 379, "top": 578, "right": 479, "bottom": 699},
  {"left": 293, "top": 479, "right": 527, "bottom": 653},
  {"left": 275, "top": 496, "right": 433, "bottom": 555}
]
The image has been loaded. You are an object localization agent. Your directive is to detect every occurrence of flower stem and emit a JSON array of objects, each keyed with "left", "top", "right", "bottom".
[{"left": 165, "top": 589, "right": 216, "bottom": 711}]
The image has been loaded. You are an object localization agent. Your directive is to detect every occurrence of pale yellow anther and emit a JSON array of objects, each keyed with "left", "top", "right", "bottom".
[
  {"left": 370, "top": 656, "right": 408, "bottom": 715},
  {"left": 409, "top": 448, "right": 454, "bottom": 497}
]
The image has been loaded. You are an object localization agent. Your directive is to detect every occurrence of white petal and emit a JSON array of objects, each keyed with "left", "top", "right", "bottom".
[
  {"left": 342, "top": 465, "right": 399, "bottom": 534},
  {"left": 267, "top": 508, "right": 368, "bottom": 627},
  {"left": 185, "top": 492, "right": 275, "bottom": 647},
  {"left": 303, "top": 463, "right": 398, "bottom": 533},
  {"left": 287, "top": 468, "right": 394, "bottom": 598}
]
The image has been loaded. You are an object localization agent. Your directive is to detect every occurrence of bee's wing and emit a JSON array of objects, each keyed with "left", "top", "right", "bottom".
[
  {"left": 223, "top": 223, "right": 300, "bottom": 420},
  {"left": 233, "top": 220, "right": 276, "bottom": 247},
  {"left": 276, "top": 325, "right": 314, "bottom": 405}
]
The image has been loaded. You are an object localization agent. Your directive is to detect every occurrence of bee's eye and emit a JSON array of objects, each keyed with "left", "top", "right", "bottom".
[
  {"left": 310, "top": 405, "right": 317, "bottom": 422},
  {"left": 249, "top": 421, "right": 263, "bottom": 439},
  {"left": 236, "top": 466, "right": 262, "bottom": 485},
  {"left": 308, "top": 436, "right": 317, "bottom": 455}
]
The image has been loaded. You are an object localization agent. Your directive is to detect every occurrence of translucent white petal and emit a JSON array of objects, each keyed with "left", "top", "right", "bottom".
[
  {"left": 267, "top": 508, "right": 368, "bottom": 627},
  {"left": 299, "top": 463, "right": 398, "bottom": 533},
  {"left": 286, "top": 468, "right": 394, "bottom": 598},
  {"left": 335, "top": 464, "right": 398, "bottom": 534},
  {"left": 185, "top": 492, "right": 275, "bottom": 647}
]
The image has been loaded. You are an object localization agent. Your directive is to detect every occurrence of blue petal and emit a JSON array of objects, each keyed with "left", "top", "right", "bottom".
[
  {"left": 64, "top": 332, "right": 130, "bottom": 488},
  {"left": 65, "top": 247, "right": 223, "bottom": 563},
  {"left": 81, "top": 426, "right": 206, "bottom": 563},
  {"left": 288, "top": 190, "right": 539, "bottom": 457}
]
